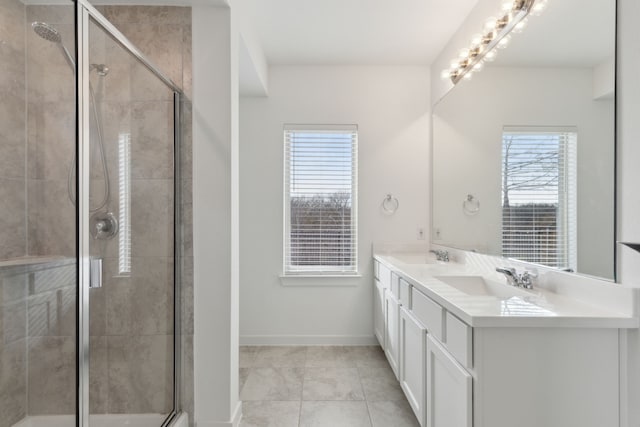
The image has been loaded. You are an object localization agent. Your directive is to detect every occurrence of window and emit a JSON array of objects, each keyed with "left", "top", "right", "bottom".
[
  {"left": 501, "top": 127, "right": 577, "bottom": 270},
  {"left": 284, "top": 125, "right": 358, "bottom": 275},
  {"left": 118, "top": 132, "right": 131, "bottom": 275}
]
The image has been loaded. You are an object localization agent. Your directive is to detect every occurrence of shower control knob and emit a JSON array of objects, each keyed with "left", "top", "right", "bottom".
[{"left": 90, "top": 211, "right": 119, "bottom": 240}]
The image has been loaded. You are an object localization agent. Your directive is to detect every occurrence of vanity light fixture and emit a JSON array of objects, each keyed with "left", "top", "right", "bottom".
[{"left": 441, "top": 0, "right": 548, "bottom": 84}]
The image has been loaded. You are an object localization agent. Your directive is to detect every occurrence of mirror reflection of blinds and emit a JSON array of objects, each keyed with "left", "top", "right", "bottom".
[
  {"left": 284, "top": 125, "right": 358, "bottom": 275},
  {"left": 501, "top": 127, "right": 577, "bottom": 270}
]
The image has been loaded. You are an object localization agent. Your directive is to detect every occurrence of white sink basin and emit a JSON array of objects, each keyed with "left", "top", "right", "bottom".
[
  {"left": 434, "top": 275, "right": 532, "bottom": 298},
  {"left": 389, "top": 254, "right": 438, "bottom": 264}
]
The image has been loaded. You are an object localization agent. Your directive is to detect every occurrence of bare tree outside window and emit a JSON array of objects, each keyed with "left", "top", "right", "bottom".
[
  {"left": 290, "top": 192, "right": 352, "bottom": 267},
  {"left": 501, "top": 129, "right": 576, "bottom": 269},
  {"left": 284, "top": 126, "right": 358, "bottom": 274}
]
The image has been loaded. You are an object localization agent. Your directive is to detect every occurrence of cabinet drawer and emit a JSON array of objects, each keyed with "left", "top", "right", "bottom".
[
  {"left": 378, "top": 262, "right": 392, "bottom": 289},
  {"left": 411, "top": 288, "right": 444, "bottom": 341},
  {"left": 445, "top": 312, "right": 472, "bottom": 369},
  {"left": 399, "top": 278, "right": 411, "bottom": 308},
  {"left": 390, "top": 272, "right": 401, "bottom": 300}
]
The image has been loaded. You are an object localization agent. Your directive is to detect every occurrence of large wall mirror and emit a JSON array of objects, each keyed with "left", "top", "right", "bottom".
[{"left": 432, "top": 0, "right": 616, "bottom": 280}]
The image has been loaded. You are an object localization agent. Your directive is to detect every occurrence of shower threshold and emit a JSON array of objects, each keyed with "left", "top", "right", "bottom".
[{"left": 12, "top": 412, "right": 188, "bottom": 427}]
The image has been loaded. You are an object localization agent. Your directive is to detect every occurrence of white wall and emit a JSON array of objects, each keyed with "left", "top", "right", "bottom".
[
  {"left": 617, "top": 0, "right": 640, "bottom": 286},
  {"left": 433, "top": 66, "right": 615, "bottom": 279},
  {"left": 192, "top": 5, "right": 241, "bottom": 426},
  {"left": 239, "top": 66, "right": 430, "bottom": 344},
  {"left": 618, "top": 1, "right": 640, "bottom": 426}
]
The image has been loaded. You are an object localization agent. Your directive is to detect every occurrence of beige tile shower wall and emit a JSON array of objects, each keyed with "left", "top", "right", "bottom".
[
  {"left": 0, "top": 271, "right": 28, "bottom": 427},
  {"left": 26, "top": 5, "right": 76, "bottom": 258},
  {"left": 0, "top": 0, "right": 28, "bottom": 425},
  {"left": 92, "top": 6, "right": 194, "bottom": 419},
  {"left": 23, "top": 4, "right": 79, "bottom": 417},
  {"left": 0, "top": 0, "right": 27, "bottom": 260}
]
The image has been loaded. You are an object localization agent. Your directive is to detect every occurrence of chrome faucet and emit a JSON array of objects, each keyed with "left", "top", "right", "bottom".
[
  {"left": 496, "top": 267, "right": 536, "bottom": 289},
  {"left": 430, "top": 249, "right": 449, "bottom": 262}
]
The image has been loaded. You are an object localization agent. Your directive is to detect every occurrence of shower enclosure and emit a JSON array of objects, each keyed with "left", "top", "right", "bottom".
[{"left": 0, "top": 0, "right": 189, "bottom": 426}]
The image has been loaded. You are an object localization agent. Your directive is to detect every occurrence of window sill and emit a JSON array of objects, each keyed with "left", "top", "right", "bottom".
[{"left": 279, "top": 273, "right": 362, "bottom": 287}]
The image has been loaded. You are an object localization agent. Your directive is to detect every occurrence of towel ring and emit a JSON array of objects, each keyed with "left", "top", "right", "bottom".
[
  {"left": 463, "top": 194, "right": 480, "bottom": 215},
  {"left": 382, "top": 194, "right": 399, "bottom": 214}
]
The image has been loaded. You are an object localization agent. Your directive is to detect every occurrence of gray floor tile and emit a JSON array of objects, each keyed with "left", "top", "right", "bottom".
[
  {"left": 240, "top": 346, "right": 260, "bottom": 368},
  {"left": 299, "top": 401, "right": 372, "bottom": 427},
  {"left": 240, "top": 401, "right": 301, "bottom": 427},
  {"left": 305, "top": 346, "right": 354, "bottom": 368},
  {"left": 238, "top": 345, "right": 417, "bottom": 427},
  {"left": 367, "top": 400, "right": 420, "bottom": 427},
  {"left": 344, "top": 346, "right": 389, "bottom": 369},
  {"left": 303, "top": 367, "right": 364, "bottom": 401},
  {"left": 253, "top": 346, "right": 307, "bottom": 367},
  {"left": 239, "top": 367, "right": 251, "bottom": 392},
  {"left": 240, "top": 367, "right": 304, "bottom": 401},
  {"left": 359, "top": 366, "right": 405, "bottom": 401}
]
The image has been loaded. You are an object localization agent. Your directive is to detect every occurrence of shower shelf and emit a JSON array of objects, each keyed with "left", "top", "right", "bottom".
[{"left": 0, "top": 256, "right": 70, "bottom": 272}]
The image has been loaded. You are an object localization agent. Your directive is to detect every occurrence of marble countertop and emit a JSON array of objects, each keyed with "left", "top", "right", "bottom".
[{"left": 374, "top": 253, "right": 639, "bottom": 328}]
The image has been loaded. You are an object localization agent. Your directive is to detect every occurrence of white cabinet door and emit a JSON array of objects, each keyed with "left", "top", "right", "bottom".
[
  {"left": 374, "top": 279, "right": 385, "bottom": 347},
  {"left": 384, "top": 290, "right": 400, "bottom": 378},
  {"left": 400, "top": 307, "right": 427, "bottom": 426},
  {"left": 426, "top": 335, "right": 472, "bottom": 427}
]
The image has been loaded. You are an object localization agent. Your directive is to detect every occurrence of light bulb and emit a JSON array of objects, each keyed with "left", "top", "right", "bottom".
[
  {"left": 441, "top": 69, "right": 452, "bottom": 80},
  {"left": 470, "top": 33, "right": 483, "bottom": 48},
  {"left": 484, "top": 17, "right": 498, "bottom": 32},
  {"left": 473, "top": 61, "right": 485, "bottom": 72},
  {"left": 501, "top": 0, "right": 515, "bottom": 12},
  {"left": 512, "top": 17, "right": 528, "bottom": 33},
  {"left": 531, "top": 0, "right": 548, "bottom": 16},
  {"left": 450, "top": 60, "right": 459, "bottom": 70},
  {"left": 458, "top": 48, "right": 470, "bottom": 60},
  {"left": 463, "top": 71, "right": 473, "bottom": 81},
  {"left": 484, "top": 49, "right": 497, "bottom": 62},
  {"left": 497, "top": 35, "right": 511, "bottom": 49}
]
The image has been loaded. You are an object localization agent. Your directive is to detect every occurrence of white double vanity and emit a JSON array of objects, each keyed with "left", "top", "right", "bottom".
[
  {"left": 381, "top": 0, "right": 633, "bottom": 425},
  {"left": 373, "top": 251, "right": 638, "bottom": 427}
]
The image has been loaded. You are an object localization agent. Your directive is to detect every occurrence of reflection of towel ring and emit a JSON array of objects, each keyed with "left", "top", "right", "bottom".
[
  {"left": 463, "top": 194, "right": 480, "bottom": 215},
  {"left": 382, "top": 194, "right": 399, "bottom": 214}
]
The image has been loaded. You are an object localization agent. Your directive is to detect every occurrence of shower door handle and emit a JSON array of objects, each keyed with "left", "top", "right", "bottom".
[{"left": 90, "top": 258, "right": 103, "bottom": 289}]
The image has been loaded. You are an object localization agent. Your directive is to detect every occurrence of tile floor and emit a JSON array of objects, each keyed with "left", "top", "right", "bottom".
[{"left": 239, "top": 345, "right": 420, "bottom": 427}]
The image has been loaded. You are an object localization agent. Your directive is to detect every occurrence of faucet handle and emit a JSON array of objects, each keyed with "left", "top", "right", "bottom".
[
  {"left": 521, "top": 271, "right": 537, "bottom": 289},
  {"left": 429, "top": 249, "right": 450, "bottom": 262}
]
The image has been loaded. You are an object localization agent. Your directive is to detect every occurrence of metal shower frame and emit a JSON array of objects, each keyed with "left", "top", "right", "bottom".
[{"left": 74, "top": 1, "right": 184, "bottom": 426}]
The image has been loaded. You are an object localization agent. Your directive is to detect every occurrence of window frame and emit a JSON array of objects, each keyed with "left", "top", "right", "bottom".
[
  {"left": 283, "top": 124, "right": 359, "bottom": 276},
  {"left": 500, "top": 126, "right": 577, "bottom": 271}
]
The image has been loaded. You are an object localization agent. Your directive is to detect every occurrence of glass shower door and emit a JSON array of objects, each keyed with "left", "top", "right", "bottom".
[
  {"left": 0, "top": 1, "right": 78, "bottom": 426},
  {"left": 82, "top": 9, "right": 179, "bottom": 425}
]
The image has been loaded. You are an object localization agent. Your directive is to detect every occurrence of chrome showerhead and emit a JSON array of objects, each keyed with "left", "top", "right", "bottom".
[
  {"left": 31, "top": 21, "right": 75, "bottom": 69},
  {"left": 32, "top": 22, "right": 62, "bottom": 43}
]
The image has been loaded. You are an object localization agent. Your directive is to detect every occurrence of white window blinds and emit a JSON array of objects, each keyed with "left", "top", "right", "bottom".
[
  {"left": 501, "top": 127, "right": 577, "bottom": 270},
  {"left": 284, "top": 125, "right": 358, "bottom": 275}
]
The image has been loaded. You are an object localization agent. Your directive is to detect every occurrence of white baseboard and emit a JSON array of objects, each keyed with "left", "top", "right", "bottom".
[
  {"left": 239, "top": 335, "right": 378, "bottom": 346},
  {"left": 231, "top": 402, "right": 242, "bottom": 427},
  {"left": 195, "top": 401, "right": 242, "bottom": 427},
  {"left": 172, "top": 412, "right": 189, "bottom": 427}
]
